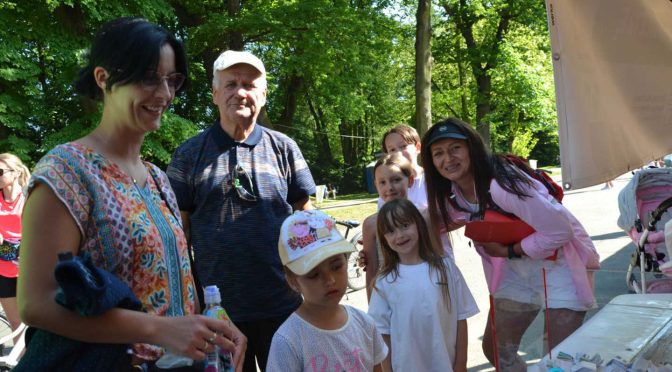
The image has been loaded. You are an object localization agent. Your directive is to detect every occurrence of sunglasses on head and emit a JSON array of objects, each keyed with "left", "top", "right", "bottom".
[
  {"left": 0, "top": 169, "right": 14, "bottom": 177},
  {"left": 232, "top": 164, "right": 257, "bottom": 202}
]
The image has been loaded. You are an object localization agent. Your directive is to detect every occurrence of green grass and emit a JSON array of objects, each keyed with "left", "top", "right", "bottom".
[
  {"left": 323, "top": 202, "right": 377, "bottom": 224},
  {"left": 332, "top": 192, "right": 374, "bottom": 201},
  {"left": 311, "top": 192, "right": 374, "bottom": 206},
  {"left": 310, "top": 192, "right": 376, "bottom": 208},
  {"left": 310, "top": 192, "right": 378, "bottom": 225}
]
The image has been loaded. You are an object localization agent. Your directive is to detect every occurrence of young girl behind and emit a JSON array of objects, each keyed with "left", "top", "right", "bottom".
[
  {"left": 267, "top": 210, "right": 388, "bottom": 372},
  {"left": 368, "top": 199, "right": 479, "bottom": 372},
  {"left": 378, "top": 124, "right": 426, "bottom": 210},
  {"left": 362, "top": 153, "right": 415, "bottom": 298},
  {"left": 380, "top": 125, "right": 456, "bottom": 262}
]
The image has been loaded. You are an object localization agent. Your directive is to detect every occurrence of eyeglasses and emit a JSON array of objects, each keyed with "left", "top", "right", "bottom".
[
  {"left": 232, "top": 164, "right": 257, "bottom": 202},
  {"left": 0, "top": 169, "right": 14, "bottom": 176},
  {"left": 140, "top": 72, "right": 186, "bottom": 92}
]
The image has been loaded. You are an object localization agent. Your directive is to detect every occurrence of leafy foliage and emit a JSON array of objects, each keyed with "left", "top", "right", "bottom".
[
  {"left": 0, "top": 0, "right": 178, "bottom": 166},
  {"left": 434, "top": 0, "right": 556, "bottom": 151},
  {"left": 0, "top": 0, "right": 560, "bottom": 187},
  {"left": 510, "top": 128, "right": 538, "bottom": 159}
]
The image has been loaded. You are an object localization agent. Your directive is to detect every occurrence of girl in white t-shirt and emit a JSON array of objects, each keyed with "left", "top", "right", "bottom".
[
  {"left": 368, "top": 199, "right": 479, "bottom": 372},
  {"left": 267, "top": 210, "right": 388, "bottom": 372},
  {"left": 362, "top": 153, "right": 415, "bottom": 300}
]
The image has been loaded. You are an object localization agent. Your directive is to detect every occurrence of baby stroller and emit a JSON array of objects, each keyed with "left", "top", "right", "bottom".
[{"left": 617, "top": 167, "right": 672, "bottom": 293}]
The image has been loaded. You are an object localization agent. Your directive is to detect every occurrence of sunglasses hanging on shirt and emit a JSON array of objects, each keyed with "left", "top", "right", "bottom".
[{"left": 232, "top": 164, "right": 257, "bottom": 202}]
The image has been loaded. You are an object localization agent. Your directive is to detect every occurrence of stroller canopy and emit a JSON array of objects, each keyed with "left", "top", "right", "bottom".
[{"left": 617, "top": 168, "right": 672, "bottom": 232}]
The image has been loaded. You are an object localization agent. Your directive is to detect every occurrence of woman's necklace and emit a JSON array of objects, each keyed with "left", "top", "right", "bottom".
[{"left": 458, "top": 182, "right": 478, "bottom": 204}]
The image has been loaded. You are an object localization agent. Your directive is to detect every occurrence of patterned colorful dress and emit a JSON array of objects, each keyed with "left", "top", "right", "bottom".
[{"left": 29, "top": 142, "right": 196, "bottom": 360}]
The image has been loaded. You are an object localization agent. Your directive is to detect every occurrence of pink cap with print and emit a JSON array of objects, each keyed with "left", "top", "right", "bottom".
[{"left": 278, "top": 210, "right": 355, "bottom": 275}]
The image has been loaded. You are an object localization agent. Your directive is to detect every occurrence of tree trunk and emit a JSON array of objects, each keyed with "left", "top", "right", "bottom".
[
  {"left": 54, "top": 2, "right": 86, "bottom": 36},
  {"left": 339, "top": 119, "right": 356, "bottom": 167},
  {"left": 307, "top": 96, "right": 334, "bottom": 165},
  {"left": 456, "top": 38, "right": 469, "bottom": 122},
  {"left": 202, "top": 0, "right": 244, "bottom": 88},
  {"left": 415, "top": 0, "right": 432, "bottom": 136},
  {"left": 442, "top": 0, "right": 514, "bottom": 149},
  {"left": 257, "top": 108, "right": 272, "bottom": 128},
  {"left": 276, "top": 74, "right": 304, "bottom": 130},
  {"left": 227, "top": 0, "right": 244, "bottom": 50},
  {"left": 475, "top": 73, "right": 491, "bottom": 147}
]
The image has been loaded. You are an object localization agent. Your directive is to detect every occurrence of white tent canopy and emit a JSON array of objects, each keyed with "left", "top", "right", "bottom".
[{"left": 545, "top": 0, "right": 672, "bottom": 190}]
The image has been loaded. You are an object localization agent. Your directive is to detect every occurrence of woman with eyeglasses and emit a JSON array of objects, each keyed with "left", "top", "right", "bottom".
[
  {"left": 17, "top": 17, "right": 245, "bottom": 371},
  {"left": 0, "top": 153, "right": 30, "bottom": 335}
]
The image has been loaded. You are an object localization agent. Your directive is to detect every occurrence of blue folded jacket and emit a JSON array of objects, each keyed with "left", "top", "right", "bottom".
[{"left": 14, "top": 252, "right": 143, "bottom": 372}]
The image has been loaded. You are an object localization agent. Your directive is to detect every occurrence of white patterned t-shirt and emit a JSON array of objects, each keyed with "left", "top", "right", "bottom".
[{"left": 266, "top": 305, "right": 388, "bottom": 372}]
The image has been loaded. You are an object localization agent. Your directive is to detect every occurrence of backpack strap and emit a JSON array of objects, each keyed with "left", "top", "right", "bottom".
[
  {"left": 485, "top": 190, "right": 516, "bottom": 218},
  {"left": 502, "top": 154, "right": 563, "bottom": 203}
]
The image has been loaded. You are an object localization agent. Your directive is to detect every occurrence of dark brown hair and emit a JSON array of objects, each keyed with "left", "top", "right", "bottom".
[
  {"left": 75, "top": 17, "right": 188, "bottom": 100},
  {"left": 375, "top": 199, "right": 451, "bottom": 311},
  {"left": 420, "top": 117, "right": 532, "bottom": 235}
]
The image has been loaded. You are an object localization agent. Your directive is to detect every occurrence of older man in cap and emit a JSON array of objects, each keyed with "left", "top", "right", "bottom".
[{"left": 168, "top": 50, "right": 315, "bottom": 371}]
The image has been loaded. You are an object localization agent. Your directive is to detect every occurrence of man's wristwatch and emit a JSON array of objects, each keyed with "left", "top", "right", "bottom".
[{"left": 508, "top": 243, "right": 522, "bottom": 259}]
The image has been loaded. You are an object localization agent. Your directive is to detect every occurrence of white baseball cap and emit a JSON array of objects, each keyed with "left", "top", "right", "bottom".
[
  {"left": 279, "top": 210, "right": 356, "bottom": 275},
  {"left": 213, "top": 50, "right": 266, "bottom": 75}
]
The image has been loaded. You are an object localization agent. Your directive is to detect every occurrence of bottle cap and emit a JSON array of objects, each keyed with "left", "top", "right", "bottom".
[{"left": 204, "top": 285, "right": 221, "bottom": 305}]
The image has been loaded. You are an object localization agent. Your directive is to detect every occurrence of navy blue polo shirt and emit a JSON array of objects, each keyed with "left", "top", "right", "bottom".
[{"left": 167, "top": 122, "right": 316, "bottom": 321}]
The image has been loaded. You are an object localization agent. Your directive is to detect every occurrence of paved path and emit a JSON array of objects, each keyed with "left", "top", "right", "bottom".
[{"left": 341, "top": 172, "right": 636, "bottom": 371}]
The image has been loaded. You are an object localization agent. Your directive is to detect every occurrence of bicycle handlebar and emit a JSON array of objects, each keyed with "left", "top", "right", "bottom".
[{"left": 335, "top": 220, "right": 360, "bottom": 229}]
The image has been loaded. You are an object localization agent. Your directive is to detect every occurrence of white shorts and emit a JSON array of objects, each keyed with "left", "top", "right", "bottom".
[{"left": 494, "top": 251, "right": 589, "bottom": 311}]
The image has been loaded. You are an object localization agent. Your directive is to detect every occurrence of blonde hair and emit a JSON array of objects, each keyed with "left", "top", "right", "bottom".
[
  {"left": 375, "top": 199, "right": 451, "bottom": 312},
  {"left": 0, "top": 153, "right": 30, "bottom": 188},
  {"left": 373, "top": 152, "right": 415, "bottom": 182}
]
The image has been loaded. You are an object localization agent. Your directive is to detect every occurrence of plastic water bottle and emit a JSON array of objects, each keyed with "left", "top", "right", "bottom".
[{"left": 203, "top": 285, "right": 234, "bottom": 372}]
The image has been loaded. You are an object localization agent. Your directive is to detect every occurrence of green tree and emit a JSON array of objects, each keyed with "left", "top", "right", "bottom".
[
  {"left": 435, "top": 0, "right": 550, "bottom": 148},
  {"left": 183, "top": 0, "right": 411, "bottom": 190},
  {"left": 488, "top": 23, "right": 557, "bottom": 158},
  {"left": 0, "top": 0, "right": 560, "bottom": 190},
  {"left": 0, "top": 0, "right": 198, "bottom": 166}
]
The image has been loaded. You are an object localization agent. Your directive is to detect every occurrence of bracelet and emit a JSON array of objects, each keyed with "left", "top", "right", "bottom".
[{"left": 508, "top": 243, "right": 521, "bottom": 259}]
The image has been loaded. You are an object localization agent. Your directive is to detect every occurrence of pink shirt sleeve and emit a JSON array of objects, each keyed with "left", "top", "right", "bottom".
[{"left": 489, "top": 179, "right": 573, "bottom": 260}]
